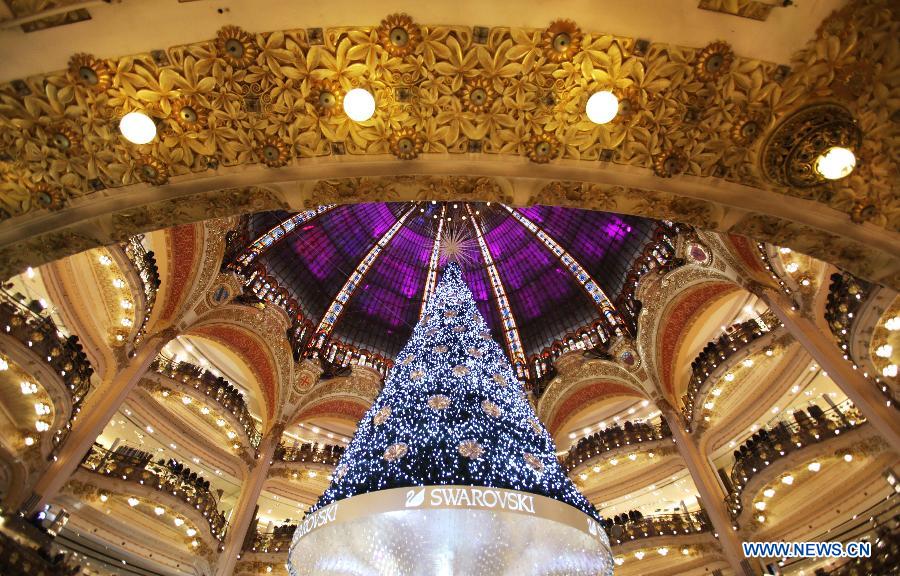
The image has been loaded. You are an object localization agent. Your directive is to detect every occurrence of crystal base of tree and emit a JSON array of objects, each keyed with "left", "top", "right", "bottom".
[{"left": 288, "top": 487, "right": 613, "bottom": 576}]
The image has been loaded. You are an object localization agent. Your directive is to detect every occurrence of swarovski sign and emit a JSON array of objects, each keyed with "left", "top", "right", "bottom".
[{"left": 405, "top": 486, "right": 536, "bottom": 514}]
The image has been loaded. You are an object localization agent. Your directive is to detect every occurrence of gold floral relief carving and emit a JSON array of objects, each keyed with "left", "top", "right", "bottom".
[{"left": 0, "top": 2, "right": 894, "bottom": 234}]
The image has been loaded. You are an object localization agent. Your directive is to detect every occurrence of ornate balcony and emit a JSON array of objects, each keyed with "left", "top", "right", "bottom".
[
  {"left": 118, "top": 235, "right": 160, "bottom": 346},
  {"left": 246, "top": 526, "right": 296, "bottom": 553},
  {"left": 725, "top": 400, "right": 866, "bottom": 521},
  {"left": 682, "top": 310, "right": 782, "bottom": 425},
  {"left": 605, "top": 510, "right": 711, "bottom": 546},
  {"left": 147, "top": 357, "right": 262, "bottom": 449},
  {"left": 0, "top": 290, "right": 93, "bottom": 454},
  {"left": 79, "top": 443, "right": 227, "bottom": 542},
  {"left": 273, "top": 442, "right": 344, "bottom": 468},
  {"left": 562, "top": 420, "right": 672, "bottom": 474},
  {"left": 825, "top": 271, "right": 898, "bottom": 406}
]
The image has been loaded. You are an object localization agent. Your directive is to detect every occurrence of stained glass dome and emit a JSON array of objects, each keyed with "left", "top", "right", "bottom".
[{"left": 226, "top": 202, "right": 674, "bottom": 378}]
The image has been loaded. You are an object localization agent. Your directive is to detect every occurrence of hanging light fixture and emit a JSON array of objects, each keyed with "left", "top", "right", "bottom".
[
  {"left": 585, "top": 90, "right": 618, "bottom": 124},
  {"left": 343, "top": 88, "right": 376, "bottom": 122},
  {"left": 815, "top": 147, "right": 856, "bottom": 180},
  {"left": 119, "top": 111, "right": 157, "bottom": 144}
]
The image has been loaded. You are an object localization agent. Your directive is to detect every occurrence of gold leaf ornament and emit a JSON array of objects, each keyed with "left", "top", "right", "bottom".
[
  {"left": 542, "top": 20, "right": 582, "bottom": 63},
  {"left": 216, "top": 25, "right": 258, "bottom": 68},
  {"left": 378, "top": 13, "right": 422, "bottom": 57},
  {"left": 68, "top": 53, "right": 111, "bottom": 92},
  {"left": 389, "top": 128, "right": 425, "bottom": 159},
  {"left": 458, "top": 440, "right": 484, "bottom": 459},
  {"left": 383, "top": 443, "right": 408, "bottom": 461}
]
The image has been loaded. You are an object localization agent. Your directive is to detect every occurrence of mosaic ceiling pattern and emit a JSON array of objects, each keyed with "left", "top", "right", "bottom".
[{"left": 0, "top": 0, "right": 895, "bottom": 235}]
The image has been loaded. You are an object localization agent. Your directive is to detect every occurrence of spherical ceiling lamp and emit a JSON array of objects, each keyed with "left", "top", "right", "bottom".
[
  {"left": 815, "top": 146, "right": 856, "bottom": 180},
  {"left": 118, "top": 111, "right": 157, "bottom": 144},
  {"left": 343, "top": 88, "right": 376, "bottom": 122},
  {"left": 585, "top": 90, "right": 618, "bottom": 124},
  {"left": 289, "top": 263, "right": 613, "bottom": 576}
]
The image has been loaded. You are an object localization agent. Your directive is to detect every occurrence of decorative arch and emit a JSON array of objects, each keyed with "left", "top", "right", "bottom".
[
  {"left": 187, "top": 323, "right": 278, "bottom": 422},
  {"left": 547, "top": 380, "right": 646, "bottom": 435},
  {"left": 656, "top": 281, "right": 740, "bottom": 400},
  {"left": 293, "top": 399, "right": 369, "bottom": 425}
]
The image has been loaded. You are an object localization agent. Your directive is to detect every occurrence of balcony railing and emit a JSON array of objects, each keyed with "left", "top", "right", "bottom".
[
  {"left": 151, "top": 356, "right": 262, "bottom": 448},
  {"left": 121, "top": 235, "right": 160, "bottom": 346},
  {"left": 605, "top": 510, "right": 711, "bottom": 545},
  {"left": 274, "top": 443, "right": 344, "bottom": 467},
  {"left": 0, "top": 290, "right": 94, "bottom": 453},
  {"left": 562, "top": 420, "right": 672, "bottom": 473},
  {"left": 80, "top": 443, "right": 227, "bottom": 541},
  {"left": 682, "top": 310, "right": 780, "bottom": 422},
  {"left": 725, "top": 399, "right": 865, "bottom": 520},
  {"left": 246, "top": 526, "right": 296, "bottom": 553}
]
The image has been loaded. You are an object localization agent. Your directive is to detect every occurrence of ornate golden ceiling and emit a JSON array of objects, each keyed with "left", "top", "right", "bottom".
[{"left": 0, "top": 0, "right": 896, "bottom": 288}]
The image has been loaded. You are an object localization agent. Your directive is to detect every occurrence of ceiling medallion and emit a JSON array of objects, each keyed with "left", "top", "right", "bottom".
[
  {"left": 257, "top": 138, "right": 290, "bottom": 168},
  {"left": 731, "top": 113, "right": 766, "bottom": 147},
  {"left": 524, "top": 453, "right": 545, "bottom": 473},
  {"left": 67, "top": 53, "right": 111, "bottom": 92},
  {"left": 30, "top": 183, "right": 65, "bottom": 211},
  {"left": 461, "top": 77, "right": 497, "bottom": 113},
  {"left": 761, "top": 102, "right": 861, "bottom": 188},
  {"left": 481, "top": 400, "right": 501, "bottom": 418},
  {"left": 378, "top": 13, "right": 422, "bottom": 57},
  {"left": 694, "top": 41, "right": 734, "bottom": 82},
  {"left": 309, "top": 80, "right": 344, "bottom": 115},
  {"left": 653, "top": 150, "right": 687, "bottom": 178},
  {"left": 458, "top": 440, "right": 484, "bottom": 459},
  {"left": 389, "top": 128, "right": 425, "bottom": 159},
  {"left": 542, "top": 20, "right": 582, "bottom": 63},
  {"left": 49, "top": 125, "right": 81, "bottom": 153},
  {"left": 428, "top": 394, "right": 450, "bottom": 410},
  {"left": 615, "top": 86, "right": 640, "bottom": 123},
  {"left": 528, "top": 133, "right": 559, "bottom": 163},
  {"left": 373, "top": 406, "right": 391, "bottom": 426},
  {"left": 172, "top": 98, "right": 207, "bottom": 129},
  {"left": 136, "top": 156, "right": 169, "bottom": 185},
  {"left": 216, "top": 25, "right": 258, "bottom": 68},
  {"left": 383, "top": 442, "right": 408, "bottom": 462}
]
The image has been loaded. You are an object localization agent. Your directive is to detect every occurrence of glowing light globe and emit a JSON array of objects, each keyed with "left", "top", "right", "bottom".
[
  {"left": 343, "top": 88, "right": 376, "bottom": 122},
  {"left": 815, "top": 146, "right": 856, "bottom": 180},
  {"left": 118, "top": 111, "right": 157, "bottom": 144},
  {"left": 289, "top": 263, "right": 613, "bottom": 576},
  {"left": 585, "top": 91, "right": 619, "bottom": 124}
]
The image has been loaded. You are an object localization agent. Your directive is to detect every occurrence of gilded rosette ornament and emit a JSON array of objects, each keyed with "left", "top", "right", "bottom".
[
  {"left": 216, "top": 25, "right": 258, "bottom": 68},
  {"left": 524, "top": 453, "right": 545, "bottom": 473},
  {"left": 172, "top": 98, "right": 208, "bottom": 129},
  {"left": 308, "top": 81, "right": 344, "bottom": 116},
  {"left": 389, "top": 128, "right": 425, "bottom": 159},
  {"left": 68, "top": 53, "right": 111, "bottom": 92},
  {"left": 461, "top": 78, "right": 497, "bottom": 113},
  {"left": 257, "top": 138, "right": 290, "bottom": 168},
  {"left": 31, "top": 183, "right": 65, "bottom": 211},
  {"left": 527, "top": 133, "right": 559, "bottom": 164},
  {"left": 378, "top": 14, "right": 421, "bottom": 57},
  {"left": 136, "top": 156, "right": 169, "bottom": 185},
  {"left": 694, "top": 41, "right": 734, "bottom": 82},
  {"left": 731, "top": 113, "right": 765, "bottom": 147},
  {"left": 542, "top": 20, "right": 582, "bottom": 63},
  {"left": 373, "top": 406, "right": 391, "bottom": 426},
  {"left": 653, "top": 150, "right": 687, "bottom": 178},
  {"left": 49, "top": 125, "right": 81, "bottom": 153}
]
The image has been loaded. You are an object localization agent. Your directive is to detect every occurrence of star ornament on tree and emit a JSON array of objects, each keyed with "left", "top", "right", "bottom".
[{"left": 438, "top": 223, "right": 479, "bottom": 266}]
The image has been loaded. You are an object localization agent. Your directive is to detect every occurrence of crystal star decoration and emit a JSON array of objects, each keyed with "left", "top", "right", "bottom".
[
  {"left": 452, "top": 365, "right": 469, "bottom": 376},
  {"left": 438, "top": 224, "right": 479, "bottom": 266},
  {"left": 524, "top": 453, "right": 545, "bottom": 473},
  {"left": 428, "top": 395, "right": 451, "bottom": 410},
  {"left": 482, "top": 400, "right": 501, "bottom": 417},
  {"left": 458, "top": 440, "right": 484, "bottom": 459},
  {"left": 383, "top": 443, "right": 408, "bottom": 461},
  {"left": 374, "top": 406, "right": 391, "bottom": 426}
]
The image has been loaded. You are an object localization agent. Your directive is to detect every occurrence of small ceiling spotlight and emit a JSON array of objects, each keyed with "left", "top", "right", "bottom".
[
  {"left": 119, "top": 111, "right": 157, "bottom": 145},
  {"left": 815, "top": 146, "right": 856, "bottom": 180},
  {"left": 343, "top": 88, "right": 376, "bottom": 122},
  {"left": 585, "top": 90, "right": 618, "bottom": 124}
]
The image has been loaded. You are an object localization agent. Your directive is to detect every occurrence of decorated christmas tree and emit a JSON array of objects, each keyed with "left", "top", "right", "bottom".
[{"left": 311, "top": 261, "right": 600, "bottom": 520}]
